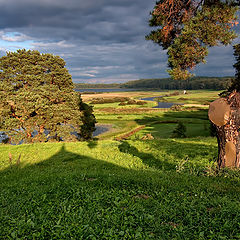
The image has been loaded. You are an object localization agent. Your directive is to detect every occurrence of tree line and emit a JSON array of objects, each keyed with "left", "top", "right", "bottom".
[
  {"left": 121, "top": 77, "right": 234, "bottom": 90},
  {"left": 74, "top": 77, "right": 234, "bottom": 91},
  {"left": 74, "top": 77, "right": 234, "bottom": 90}
]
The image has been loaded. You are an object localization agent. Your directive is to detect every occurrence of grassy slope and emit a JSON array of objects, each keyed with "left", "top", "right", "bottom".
[
  {"left": 1, "top": 90, "right": 240, "bottom": 239},
  {"left": 1, "top": 140, "right": 240, "bottom": 239}
]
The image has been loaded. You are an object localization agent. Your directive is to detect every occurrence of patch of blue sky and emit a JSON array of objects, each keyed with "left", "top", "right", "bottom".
[
  {"left": 0, "top": 39, "right": 34, "bottom": 52},
  {"left": 0, "top": 32, "right": 35, "bottom": 52}
]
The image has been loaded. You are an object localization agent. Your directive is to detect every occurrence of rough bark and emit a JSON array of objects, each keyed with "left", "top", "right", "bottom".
[{"left": 209, "top": 91, "right": 240, "bottom": 168}]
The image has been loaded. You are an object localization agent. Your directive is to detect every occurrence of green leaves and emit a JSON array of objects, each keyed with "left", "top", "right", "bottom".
[
  {"left": 146, "top": 0, "right": 239, "bottom": 80},
  {"left": 0, "top": 49, "right": 84, "bottom": 143}
]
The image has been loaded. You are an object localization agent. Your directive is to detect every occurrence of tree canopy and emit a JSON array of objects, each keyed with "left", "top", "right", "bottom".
[
  {"left": 146, "top": 0, "right": 239, "bottom": 80},
  {"left": 0, "top": 49, "right": 87, "bottom": 143}
]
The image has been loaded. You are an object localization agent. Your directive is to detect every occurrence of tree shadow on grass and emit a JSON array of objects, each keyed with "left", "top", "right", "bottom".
[
  {"left": 0, "top": 141, "right": 240, "bottom": 239},
  {"left": 5, "top": 144, "right": 121, "bottom": 176},
  {"left": 0, "top": 140, "right": 218, "bottom": 185},
  {"left": 135, "top": 109, "right": 210, "bottom": 139},
  {"left": 118, "top": 141, "right": 176, "bottom": 170},
  {"left": 136, "top": 109, "right": 209, "bottom": 126},
  {"left": 118, "top": 138, "right": 219, "bottom": 173}
]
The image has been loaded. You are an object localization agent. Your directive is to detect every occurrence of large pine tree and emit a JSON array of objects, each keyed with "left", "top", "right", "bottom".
[{"left": 0, "top": 49, "right": 88, "bottom": 143}]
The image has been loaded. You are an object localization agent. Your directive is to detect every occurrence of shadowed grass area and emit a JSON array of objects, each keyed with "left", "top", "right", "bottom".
[
  {"left": 131, "top": 110, "right": 211, "bottom": 139},
  {"left": 1, "top": 140, "right": 240, "bottom": 239}
]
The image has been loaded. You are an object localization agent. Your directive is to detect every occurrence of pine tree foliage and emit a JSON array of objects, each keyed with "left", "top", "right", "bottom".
[
  {"left": 171, "top": 121, "right": 187, "bottom": 138},
  {"left": 0, "top": 49, "right": 86, "bottom": 143},
  {"left": 146, "top": 0, "right": 239, "bottom": 80},
  {"left": 78, "top": 96, "right": 97, "bottom": 140}
]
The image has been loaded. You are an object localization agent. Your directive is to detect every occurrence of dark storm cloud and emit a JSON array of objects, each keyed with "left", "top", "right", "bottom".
[
  {"left": 0, "top": 0, "right": 153, "bottom": 42},
  {"left": 0, "top": 0, "right": 239, "bottom": 83}
]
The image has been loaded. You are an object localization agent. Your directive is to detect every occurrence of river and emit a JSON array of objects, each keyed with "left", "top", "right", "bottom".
[{"left": 141, "top": 96, "right": 181, "bottom": 108}]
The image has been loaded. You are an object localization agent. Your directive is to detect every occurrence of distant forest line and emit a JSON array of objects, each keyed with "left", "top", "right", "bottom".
[{"left": 74, "top": 76, "right": 234, "bottom": 90}]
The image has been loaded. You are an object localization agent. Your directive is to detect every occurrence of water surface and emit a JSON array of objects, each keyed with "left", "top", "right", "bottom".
[{"left": 141, "top": 96, "right": 181, "bottom": 108}]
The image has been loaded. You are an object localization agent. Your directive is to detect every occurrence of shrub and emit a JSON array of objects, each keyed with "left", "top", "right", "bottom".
[
  {"left": 127, "top": 100, "right": 137, "bottom": 105},
  {"left": 118, "top": 100, "right": 147, "bottom": 106},
  {"left": 136, "top": 101, "right": 147, "bottom": 105},
  {"left": 171, "top": 121, "right": 187, "bottom": 138},
  {"left": 170, "top": 104, "right": 183, "bottom": 111},
  {"left": 169, "top": 91, "right": 180, "bottom": 96},
  {"left": 118, "top": 102, "right": 127, "bottom": 106}
]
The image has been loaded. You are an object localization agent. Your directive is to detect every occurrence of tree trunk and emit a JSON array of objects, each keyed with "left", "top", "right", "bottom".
[{"left": 209, "top": 91, "right": 240, "bottom": 168}]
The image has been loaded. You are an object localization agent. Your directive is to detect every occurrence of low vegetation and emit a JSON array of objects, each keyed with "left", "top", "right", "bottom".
[
  {"left": 1, "top": 90, "right": 240, "bottom": 239},
  {"left": 1, "top": 139, "right": 240, "bottom": 239},
  {"left": 90, "top": 97, "right": 131, "bottom": 104}
]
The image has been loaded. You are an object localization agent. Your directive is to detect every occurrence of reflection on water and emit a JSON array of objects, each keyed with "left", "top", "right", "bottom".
[
  {"left": 0, "top": 125, "right": 111, "bottom": 144},
  {"left": 0, "top": 132, "right": 7, "bottom": 143},
  {"left": 93, "top": 125, "right": 111, "bottom": 137},
  {"left": 141, "top": 96, "right": 181, "bottom": 109}
]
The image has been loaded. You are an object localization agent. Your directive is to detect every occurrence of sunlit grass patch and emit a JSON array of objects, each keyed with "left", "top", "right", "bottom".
[{"left": 1, "top": 139, "right": 240, "bottom": 239}]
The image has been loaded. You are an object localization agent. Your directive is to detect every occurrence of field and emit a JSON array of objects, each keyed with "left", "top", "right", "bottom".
[
  {"left": 1, "top": 90, "right": 240, "bottom": 239},
  {"left": 82, "top": 90, "right": 218, "bottom": 140}
]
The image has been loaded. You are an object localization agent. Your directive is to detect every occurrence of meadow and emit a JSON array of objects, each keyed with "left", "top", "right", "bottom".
[
  {"left": 1, "top": 90, "right": 240, "bottom": 239},
  {"left": 84, "top": 90, "right": 216, "bottom": 140}
]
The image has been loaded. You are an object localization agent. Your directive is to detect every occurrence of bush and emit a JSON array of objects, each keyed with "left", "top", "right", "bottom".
[
  {"left": 169, "top": 91, "right": 180, "bottom": 96},
  {"left": 136, "top": 101, "right": 147, "bottom": 105},
  {"left": 170, "top": 104, "right": 183, "bottom": 111},
  {"left": 127, "top": 100, "right": 137, "bottom": 105},
  {"left": 118, "top": 102, "right": 127, "bottom": 106},
  {"left": 118, "top": 100, "right": 147, "bottom": 106},
  {"left": 171, "top": 121, "right": 186, "bottom": 138}
]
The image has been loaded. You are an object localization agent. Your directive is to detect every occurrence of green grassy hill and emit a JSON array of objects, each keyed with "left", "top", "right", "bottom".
[{"left": 1, "top": 139, "right": 240, "bottom": 239}]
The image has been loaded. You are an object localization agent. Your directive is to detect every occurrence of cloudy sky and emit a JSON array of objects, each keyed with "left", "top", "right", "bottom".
[{"left": 0, "top": 0, "right": 239, "bottom": 83}]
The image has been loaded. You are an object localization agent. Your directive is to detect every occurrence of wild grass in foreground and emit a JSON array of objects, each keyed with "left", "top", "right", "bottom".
[{"left": 1, "top": 139, "right": 240, "bottom": 239}]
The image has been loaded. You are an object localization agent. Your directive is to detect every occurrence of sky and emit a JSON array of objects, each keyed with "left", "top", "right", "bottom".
[{"left": 0, "top": 0, "right": 239, "bottom": 83}]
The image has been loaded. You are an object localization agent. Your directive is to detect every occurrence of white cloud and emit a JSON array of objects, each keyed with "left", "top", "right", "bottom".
[
  {"left": 1, "top": 32, "right": 30, "bottom": 42},
  {"left": 32, "top": 40, "right": 75, "bottom": 49}
]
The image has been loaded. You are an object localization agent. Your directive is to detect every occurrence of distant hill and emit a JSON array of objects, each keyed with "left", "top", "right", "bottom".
[
  {"left": 74, "top": 76, "right": 234, "bottom": 91},
  {"left": 121, "top": 76, "right": 234, "bottom": 90},
  {"left": 74, "top": 83, "right": 121, "bottom": 89}
]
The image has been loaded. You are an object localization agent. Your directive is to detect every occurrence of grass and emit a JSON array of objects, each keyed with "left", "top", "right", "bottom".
[
  {"left": 131, "top": 122, "right": 210, "bottom": 139},
  {"left": 163, "top": 90, "right": 220, "bottom": 105},
  {"left": 91, "top": 90, "right": 219, "bottom": 140},
  {"left": 1, "top": 90, "right": 240, "bottom": 239},
  {"left": 1, "top": 139, "right": 240, "bottom": 239}
]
